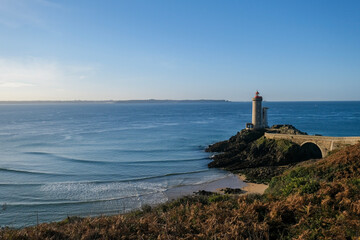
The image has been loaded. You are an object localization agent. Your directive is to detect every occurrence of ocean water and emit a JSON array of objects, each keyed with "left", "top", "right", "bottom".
[{"left": 0, "top": 101, "right": 359, "bottom": 227}]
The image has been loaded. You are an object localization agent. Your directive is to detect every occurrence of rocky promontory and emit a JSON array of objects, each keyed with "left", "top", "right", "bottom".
[{"left": 206, "top": 125, "right": 316, "bottom": 183}]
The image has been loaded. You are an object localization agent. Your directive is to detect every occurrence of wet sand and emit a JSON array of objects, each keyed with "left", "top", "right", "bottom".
[{"left": 165, "top": 173, "right": 268, "bottom": 200}]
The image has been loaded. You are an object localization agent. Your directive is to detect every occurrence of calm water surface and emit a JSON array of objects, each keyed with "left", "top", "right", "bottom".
[{"left": 0, "top": 101, "right": 359, "bottom": 227}]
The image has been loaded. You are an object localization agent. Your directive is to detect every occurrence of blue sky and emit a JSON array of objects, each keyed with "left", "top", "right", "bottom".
[{"left": 0, "top": 0, "right": 359, "bottom": 101}]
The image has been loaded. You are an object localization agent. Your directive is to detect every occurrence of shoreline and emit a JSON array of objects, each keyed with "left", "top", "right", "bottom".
[
  {"left": 2, "top": 173, "right": 267, "bottom": 228},
  {"left": 165, "top": 173, "right": 268, "bottom": 201},
  {"left": 165, "top": 173, "right": 245, "bottom": 200}
]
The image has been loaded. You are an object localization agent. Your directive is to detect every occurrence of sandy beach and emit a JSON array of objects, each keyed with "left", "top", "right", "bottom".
[
  {"left": 165, "top": 173, "right": 268, "bottom": 200},
  {"left": 237, "top": 174, "right": 268, "bottom": 194},
  {"left": 165, "top": 174, "right": 244, "bottom": 200}
]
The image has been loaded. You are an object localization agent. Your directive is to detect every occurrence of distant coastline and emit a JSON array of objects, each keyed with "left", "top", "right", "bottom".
[
  {"left": 0, "top": 100, "right": 359, "bottom": 104},
  {"left": 0, "top": 99, "right": 230, "bottom": 104}
]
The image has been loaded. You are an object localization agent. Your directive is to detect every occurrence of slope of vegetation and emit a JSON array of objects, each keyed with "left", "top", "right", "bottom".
[{"left": 1, "top": 143, "right": 360, "bottom": 239}]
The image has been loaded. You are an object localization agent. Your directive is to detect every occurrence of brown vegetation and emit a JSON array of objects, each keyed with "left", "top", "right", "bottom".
[{"left": 1, "top": 143, "right": 360, "bottom": 239}]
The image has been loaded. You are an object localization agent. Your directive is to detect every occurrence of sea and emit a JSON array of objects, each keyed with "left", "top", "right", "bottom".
[{"left": 0, "top": 101, "right": 359, "bottom": 227}]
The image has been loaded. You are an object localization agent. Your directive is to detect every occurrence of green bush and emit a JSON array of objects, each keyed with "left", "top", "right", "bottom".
[
  {"left": 300, "top": 180, "right": 320, "bottom": 194},
  {"left": 208, "top": 194, "right": 230, "bottom": 203},
  {"left": 267, "top": 166, "right": 320, "bottom": 197}
]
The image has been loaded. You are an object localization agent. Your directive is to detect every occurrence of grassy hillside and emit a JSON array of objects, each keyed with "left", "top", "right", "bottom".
[{"left": 1, "top": 144, "right": 360, "bottom": 239}]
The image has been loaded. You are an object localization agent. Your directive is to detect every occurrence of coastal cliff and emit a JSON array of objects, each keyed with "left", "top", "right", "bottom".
[{"left": 206, "top": 125, "right": 313, "bottom": 183}]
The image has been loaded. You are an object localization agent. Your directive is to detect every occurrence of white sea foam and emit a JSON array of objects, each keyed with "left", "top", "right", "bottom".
[{"left": 40, "top": 181, "right": 167, "bottom": 201}]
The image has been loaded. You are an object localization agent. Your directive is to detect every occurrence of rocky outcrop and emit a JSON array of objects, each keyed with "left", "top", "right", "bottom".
[
  {"left": 265, "top": 124, "right": 307, "bottom": 135},
  {"left": 206, "top": 125, "right": 309, "bottom": 183}
]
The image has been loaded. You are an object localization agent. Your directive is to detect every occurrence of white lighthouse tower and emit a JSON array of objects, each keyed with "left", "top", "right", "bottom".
[
  {"left": 246, "top": 91, "right": 269, "bottom": 130},
  {"left": 252, "top": 91, "right": 263, "bottom": 129}
]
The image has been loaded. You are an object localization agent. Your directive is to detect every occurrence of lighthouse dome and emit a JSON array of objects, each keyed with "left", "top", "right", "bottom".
[{"left": 254, "top": 91, "right": 261, "bottom": 99}]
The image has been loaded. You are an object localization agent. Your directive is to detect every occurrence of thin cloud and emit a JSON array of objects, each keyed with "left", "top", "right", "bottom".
[
  {"left": 0, "top": 82, "right": 34, "bottom": 88},
  {"left": 0, "top": 57, "right": 95, "bottom": 88},
  {"left": 0, "top": 57, "right": 60, "bottom": 85}
]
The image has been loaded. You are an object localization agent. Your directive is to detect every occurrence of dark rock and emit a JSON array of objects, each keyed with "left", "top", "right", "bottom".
[
  {"left": 206, "top": 125, "right": 312, "bottom": 183},
  {"left": 194, "top": 190, "right": 215, "bottom": 196},
  {"left": 266, "top": 124, "right": 307, "bottom": 135},
  {"left": 206, "top": 129, "right": 265, "bottom": 153},
  {"left": 220, "top": 188, "right": 245, "bottom": 194}
]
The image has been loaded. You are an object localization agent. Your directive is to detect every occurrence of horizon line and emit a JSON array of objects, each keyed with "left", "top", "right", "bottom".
[{"left": 0, "top": 99, "right": 359, "bottom": 104}]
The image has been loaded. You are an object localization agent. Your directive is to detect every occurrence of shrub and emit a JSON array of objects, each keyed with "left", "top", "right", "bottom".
[{"left": 208, "top": 194, "right": 230, "bottom": 203}]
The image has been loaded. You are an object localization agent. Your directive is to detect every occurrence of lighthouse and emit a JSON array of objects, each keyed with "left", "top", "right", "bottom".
[
  {"left": 246, "top": 91, "right": 269, "bottom": 130},
  {"left": 252, "top": 91, "right": 263, "bottom": 129}
]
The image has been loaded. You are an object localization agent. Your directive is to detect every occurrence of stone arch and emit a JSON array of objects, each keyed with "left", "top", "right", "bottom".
[{"left": 300, "top": 141, "right": 323, "bottom": 160}]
